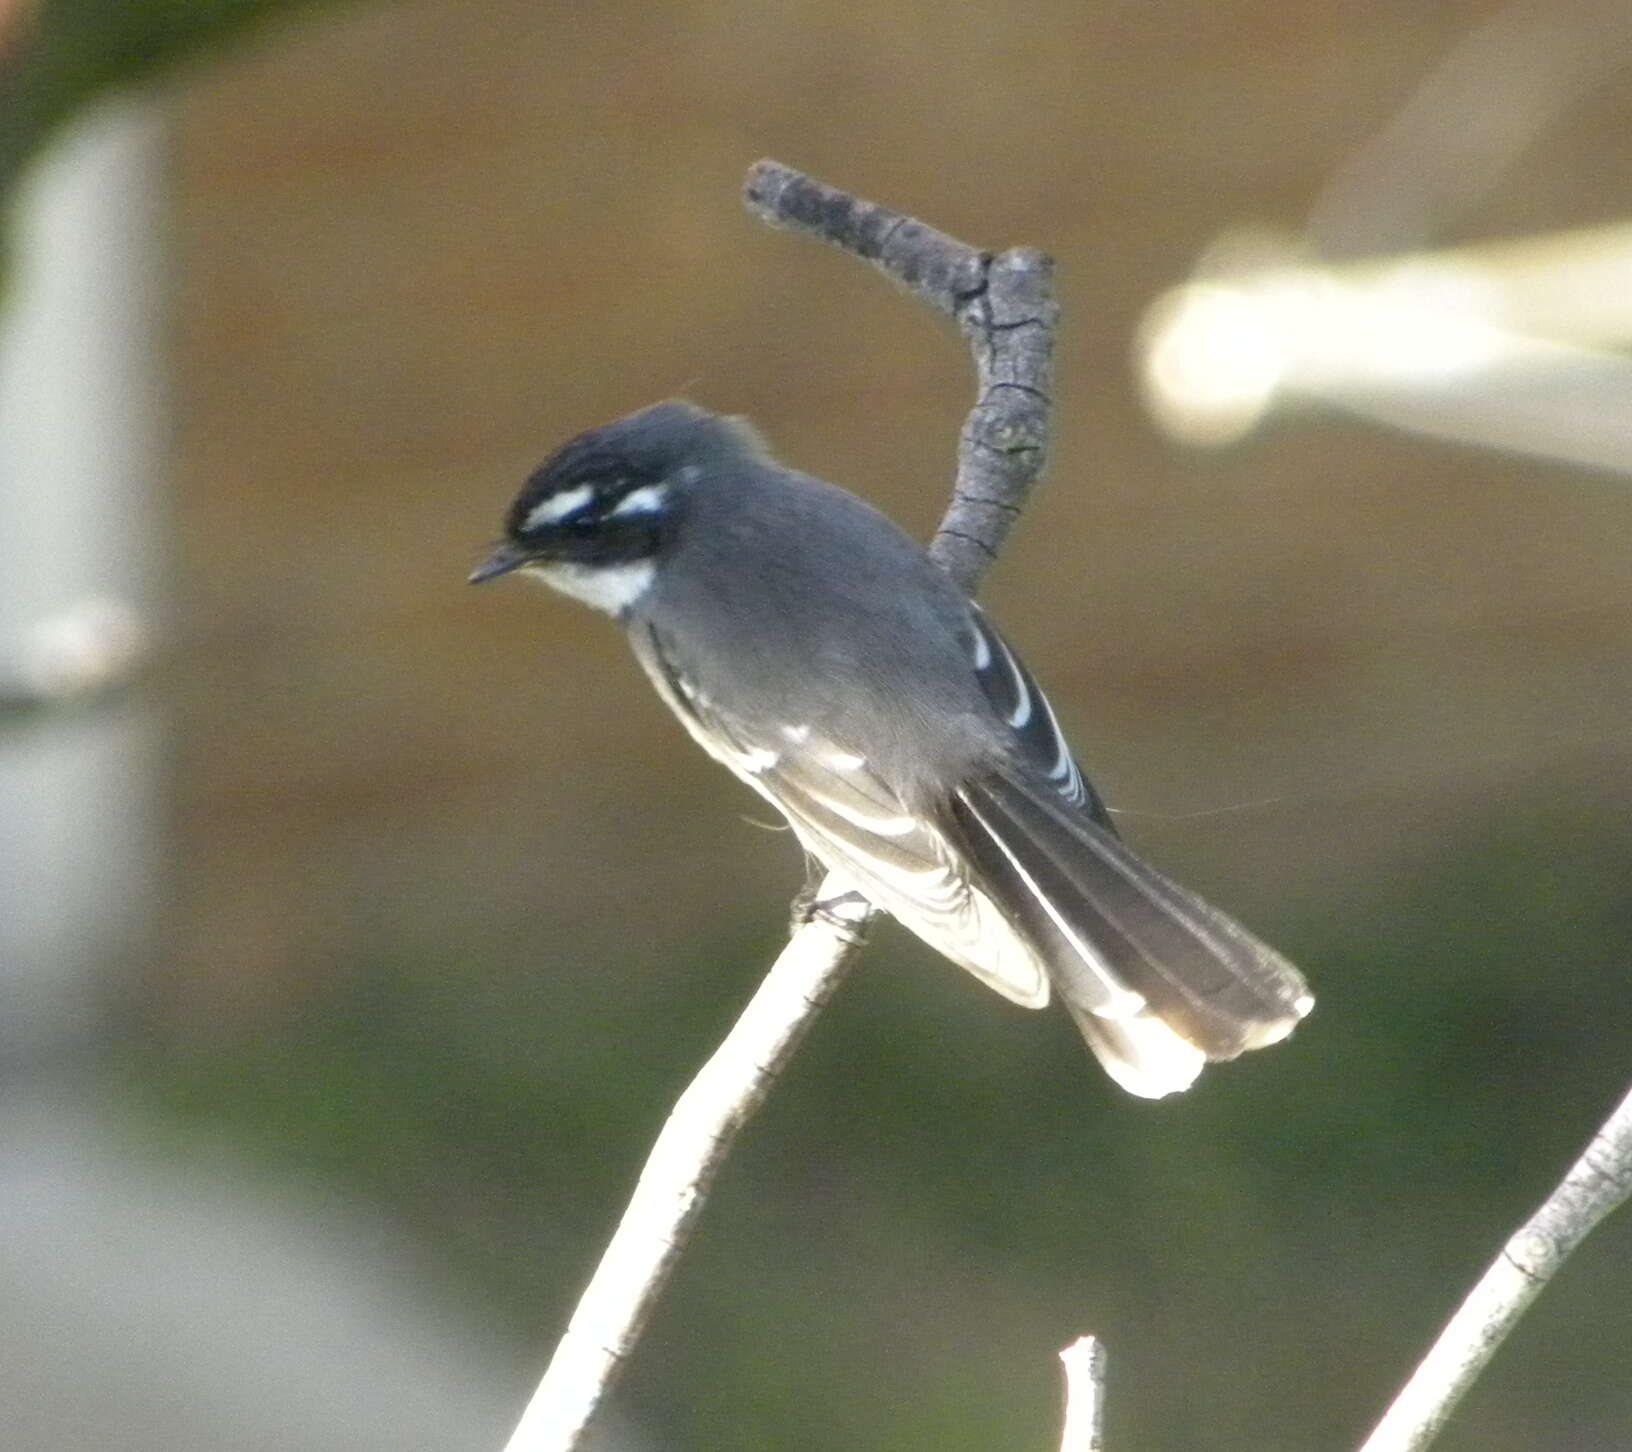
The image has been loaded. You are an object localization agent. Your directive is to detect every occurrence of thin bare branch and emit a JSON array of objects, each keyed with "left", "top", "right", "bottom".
[
  {"left": 501, "top": 895, "right": 867, "bottom": 1452},
  {"left": 1058, "top": 1336, "right": 1108, "bottom": 1452},
  {"left": 1359, "top": 1078, "right": 1632, "bottom": 1452},
  {"left": 499, "top": 162, "right": 1058, "bottom": 1452}
]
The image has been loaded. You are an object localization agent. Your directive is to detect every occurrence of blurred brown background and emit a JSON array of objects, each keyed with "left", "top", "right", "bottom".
[{"left": 4, "top": 1, "right": 1632, "bottom": 1449}]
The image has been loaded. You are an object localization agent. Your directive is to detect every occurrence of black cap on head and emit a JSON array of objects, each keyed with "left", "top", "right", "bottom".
[
  {"left": 502, "top": 401, "right": 712, "bottom": 539},
  {"left": 471, "top": 401, "right": 762, "bottom": 583}
]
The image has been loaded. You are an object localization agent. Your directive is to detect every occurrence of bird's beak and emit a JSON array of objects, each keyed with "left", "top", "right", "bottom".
[{"left": 468, "top": 541, "right": 530, "bottom": 584}]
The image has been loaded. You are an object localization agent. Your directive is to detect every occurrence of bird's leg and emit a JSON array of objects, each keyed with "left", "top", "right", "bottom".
[{"left": 789, "top": 853, "right": 871, "bottom": 943}]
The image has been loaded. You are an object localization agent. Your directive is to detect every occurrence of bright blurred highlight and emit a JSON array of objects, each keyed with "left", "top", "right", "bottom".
[{"left": 1139, "top": 221, "right": 1632, "bottom": 470}]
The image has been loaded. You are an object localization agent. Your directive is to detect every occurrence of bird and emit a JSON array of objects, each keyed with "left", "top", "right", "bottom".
[{"left": 470, "top": 400, "right": 1312, "bottom": 1097}]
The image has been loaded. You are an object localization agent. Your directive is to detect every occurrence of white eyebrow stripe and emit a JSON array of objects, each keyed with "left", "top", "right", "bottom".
[
  {"left": 610, "top": 484, "right": 668, "bottom": 517},
  {"left": 524, "top": 484, "right": 594, "bottom": 530}
]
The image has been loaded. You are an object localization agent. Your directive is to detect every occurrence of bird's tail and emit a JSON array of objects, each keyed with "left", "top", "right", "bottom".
[{"left": 948, "top": 771, "right": 1312, "bottom": 1097}]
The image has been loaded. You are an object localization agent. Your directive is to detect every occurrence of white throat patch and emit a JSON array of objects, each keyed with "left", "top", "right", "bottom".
[{"left": 525, "top": 560, "right": 655, "bottom": 616}]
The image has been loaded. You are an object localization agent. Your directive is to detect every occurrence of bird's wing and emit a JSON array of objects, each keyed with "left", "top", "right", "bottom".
[
  {"left": 631, "top": 622, "right": 1052, "bottom": 1008},
  {"left": 954, "top": 607, "right": 1311, "bottom": 1093},
  {"left": 962, "top": 605, "right": 1111, "bottom": 826}
]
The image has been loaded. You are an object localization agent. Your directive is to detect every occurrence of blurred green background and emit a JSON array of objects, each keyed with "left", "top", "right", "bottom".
[{"left": 3, "top": 2, "right": 1631, "bottom": 1449}]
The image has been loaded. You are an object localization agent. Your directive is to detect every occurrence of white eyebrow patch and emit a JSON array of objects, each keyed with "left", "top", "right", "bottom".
[
  {"left": 609, "top": 484, "right": 668, "bottom": 517},
  {"left": 781, "top": 723, "right": 811, "bottom": 744},
  {"left": 524, "top": 484, "right": 594, "bottom": 530}
]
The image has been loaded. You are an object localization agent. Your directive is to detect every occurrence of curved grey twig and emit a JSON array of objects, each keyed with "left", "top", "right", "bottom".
[{"left": 744, "top": 158, "right": 1057, "bottom": 595}]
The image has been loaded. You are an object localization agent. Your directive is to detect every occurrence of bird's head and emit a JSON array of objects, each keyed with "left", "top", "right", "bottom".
[
  {"left": 470, "top": 400, "right": 766, "bottom": 612},
  {"left": 471, "top": 401, "right": 717, "bottom": 583}
]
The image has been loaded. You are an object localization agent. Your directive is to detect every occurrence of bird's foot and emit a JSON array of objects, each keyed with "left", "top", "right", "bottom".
[{"left": 789, "top": 860, "right": 871, "bottom": 943}]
